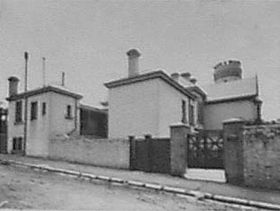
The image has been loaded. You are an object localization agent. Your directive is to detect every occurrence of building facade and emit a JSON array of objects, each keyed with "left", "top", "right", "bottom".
[
  {"left": 6, "top": 77, "right": 82, "bottom": 156},
  {"left": 105, "top": 49, "right": 199, "bottom": 138},
  {"left": 105, "top": 50, "right": 262, "bottom": 138},
  {"left": 202, "top": 61, "right": 262, "bottom": 129}
]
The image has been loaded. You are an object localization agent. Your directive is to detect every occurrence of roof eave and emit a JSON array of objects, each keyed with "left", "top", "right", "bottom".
[
  {"left": 6, "top": 86, "right": 83, "bottom": 101},
  {"left": 205, "top": 94, "right": 258, "bottom": 105},
  {"left": 104, "top": 71, "right": 195, "bottom": 99}
]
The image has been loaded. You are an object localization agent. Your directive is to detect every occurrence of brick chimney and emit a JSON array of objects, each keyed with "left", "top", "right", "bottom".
[
  {"left": 8, "top": 76, "right": 19, "bottom": 97},
  {"left": 127, "top": 49, "right": 141, "bottom": 77}
]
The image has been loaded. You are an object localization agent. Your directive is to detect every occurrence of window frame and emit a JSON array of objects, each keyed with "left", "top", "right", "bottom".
[
  {"left": 12, "top": 137, "right": 23, "bottom": 151},
  {"left": 65, "top": 105, "right": 73, "bottom": 119},
  {"left": 42, "top": 102, "right": 46, "bottom": 116},
  {"left": 189, "top": 103, "right": 195, "bottom": 126},
  {"left": 30, "top": 101, "right": 38, "bottom": 121},
  {"left": 181, "top": 100, "right": 187, "bottom": 124},
  {"left": 15, "top": 100, "right": 23, "bottom": 123}
]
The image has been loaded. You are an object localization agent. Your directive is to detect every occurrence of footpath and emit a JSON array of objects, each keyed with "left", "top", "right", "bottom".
[{"left": 0, "top": 154, "right": 280, "bottom": 209}]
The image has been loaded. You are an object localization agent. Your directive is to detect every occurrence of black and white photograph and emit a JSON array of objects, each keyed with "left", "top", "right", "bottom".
[{"left": 0, "top": 0, "right": 280, "bottom": 210}]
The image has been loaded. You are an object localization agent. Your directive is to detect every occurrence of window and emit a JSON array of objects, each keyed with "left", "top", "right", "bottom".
[
  {"left": 181, "top": 100, "right": 187, "bottom": 123},
  {"left": 12, "top": 137, "right": 23, "bottom": 151},
  {"left": 189, "top": 104, "right": 195, "bottom": 126},
  {"left": 66, "top": 105, "right": 72, "bottom": 119},
  {"left": 30, "top": 101, "right": 38, "bottom": 120},
  {"left": 42, "top": 102, "right": 46, "bottom": 115},
  {"left": 197, "top": 101, "right": 204, "bottom": 124},
  {"left": 15, "top": 101, "right": 22, "bottom": 123}
]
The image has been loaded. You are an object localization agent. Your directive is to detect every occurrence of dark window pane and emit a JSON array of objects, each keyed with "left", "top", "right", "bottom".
[
  {"left": 181, "top": 100, "right": 186, "bottom": 123},
  {"left": 42, "top": 102, "right": 46, "bottom": 115},
  {"left": 66, "top": 105, "right": 72, "bottom": 118},
  {"left": 13, "top": 138, "right": 16, "bottom": 150},
  {"left": 189, "top": 104, "right": 194, "bottom": 126},
  {"left": 15, "top": 101, "right": 22, "bottom": 122},
  {"left": 31, "top": 102, "right": 38, "bottom": 120},
  {"left": 18, "top": 137, "right": 22, "bottom": 150}
]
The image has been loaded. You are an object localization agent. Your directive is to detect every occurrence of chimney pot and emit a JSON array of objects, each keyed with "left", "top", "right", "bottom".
[
  {"left": 181, "top": 72, "right": 191, "bottom": 79},
  {"left": 8, "top": 76, "right": 19, "bottom": 97},
  {"left": 127, "top": 49, "right": 141, "bottom": 77},
  {"left": 127, "top": 49, "right": 141, "bottom": 58},
  {"left": 190, "top": 78, "right": 197, "bottom": 85},
  {"left": 170, "top": 72, "right": 180, "bottom": 82}
]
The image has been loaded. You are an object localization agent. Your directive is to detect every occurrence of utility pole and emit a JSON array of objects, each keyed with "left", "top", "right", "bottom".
[
  {"left": 62, "top": 71, "right": 65, "bottom": 86},
  {"left": 24, "top": 52, "right": 28, "bottom": 92},
  {"left": 23, "top": 52, "right": 28, "bottom": 156},
  {"left": 42, "top": 57, "right": 46, "bottom": 87}
]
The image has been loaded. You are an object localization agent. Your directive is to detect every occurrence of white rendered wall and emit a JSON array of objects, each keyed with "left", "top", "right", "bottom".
[
  {"left": 203, "top": 100, "right": 258, "bottom": 130},
  {"left": 7, "top": 100, "right": 24, "bottom": 153},
  {"left": 158, "top": 80, "right": 192, "bottom": 137},
  {"left": 8, "top": 92, "right": 80, "bottom": 157},
  {"left": 108, "top": 79, "right": 160, "bottom": 138},
  {"left": 26, "top": 93, "right": 51, "bottom": 156},
  {"left": 49, "top": 92, "right": 80, "bottom": 137},
  {"left": 7, "top": 93, "right": 51, "bottom": 156},
  {"left": 108, "top": 78, "right": 197, "bottom": 138}
]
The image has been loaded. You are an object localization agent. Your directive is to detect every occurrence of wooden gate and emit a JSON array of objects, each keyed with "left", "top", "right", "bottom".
[
  {"left": 130, "top": 136, "right": 170, "bottom": 174},
  {"left": 187, "top": 130, "right": 224, "bottom": 169}
]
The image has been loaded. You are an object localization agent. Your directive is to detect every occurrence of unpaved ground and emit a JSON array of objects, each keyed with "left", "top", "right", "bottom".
[{"left": 0, "top": 165, "right": 259, "bottom": 210}]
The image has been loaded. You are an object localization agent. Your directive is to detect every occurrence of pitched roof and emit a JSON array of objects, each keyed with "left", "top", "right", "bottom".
[
  {"left": 201, "top": 77, "right": 258, "bottom": 103},
  {"left": 6, "top": 85, "right": 83, "bottom": 101},
  {"left": 80, "top": 104, "right": 108, "bottom": 114},
  {"left": 104, "top": 70, "right": 195, "bottom": 99}
]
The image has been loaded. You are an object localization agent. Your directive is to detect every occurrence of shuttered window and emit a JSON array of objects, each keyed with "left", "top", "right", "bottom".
[{"left": 15, "top": 101, "right": 22, "bottom": 123}]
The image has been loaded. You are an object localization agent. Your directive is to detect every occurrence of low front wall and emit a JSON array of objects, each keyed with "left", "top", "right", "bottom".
[
  {"left": 243, "top": 124, "right": 280, "bottom": 190},
  {"left": 49, "top": 136, "right": 130, "bottom": 169}
]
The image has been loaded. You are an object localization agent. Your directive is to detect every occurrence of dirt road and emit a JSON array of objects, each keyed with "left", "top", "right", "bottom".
[{"left": 0, "top": 165, "right": 258, "bottom": 210}]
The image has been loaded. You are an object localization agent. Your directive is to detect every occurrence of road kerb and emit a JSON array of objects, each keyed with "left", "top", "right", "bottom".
[
  {"left": 144, "top": 183, "right": 163, "bottom": 190},
  {"left": 1, "top": 158, "right": 280, "bottom": 210},
  {"left": 127, "top": 180, "right": 145, "bottom": 187}
]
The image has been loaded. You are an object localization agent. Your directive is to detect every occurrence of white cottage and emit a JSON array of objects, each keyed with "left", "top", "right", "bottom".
[
  {"left": 6, "top": 77, "right": 82, "bottom": 156},
  {"left": 105, "top": 49, "right": 200, "bottom": 138},
  {"left": 201, "top": 60, "right": 262, "bottom": 129}
]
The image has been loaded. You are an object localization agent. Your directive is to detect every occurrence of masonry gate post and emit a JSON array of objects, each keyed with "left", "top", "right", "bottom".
[
  {"left": 223, "top": 118, "right": 245, "bottom": 185},
  {"left": 129, "top": 136, "right": 136, "bottom": 170},
  {"left": 170, "top": 123, "right": 190, "bottom": 176},
  {"left": 144, "top": 134, "right": 153, "bottom": 172}
]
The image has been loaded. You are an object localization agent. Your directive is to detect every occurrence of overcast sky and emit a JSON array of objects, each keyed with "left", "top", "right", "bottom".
[{"left": 0, "top": 0, "right": 280, "bottom": 120}]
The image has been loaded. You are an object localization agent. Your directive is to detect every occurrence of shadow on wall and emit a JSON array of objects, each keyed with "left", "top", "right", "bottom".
[{"left": 80, "top": 107, "right": 108, "bottom": 138}]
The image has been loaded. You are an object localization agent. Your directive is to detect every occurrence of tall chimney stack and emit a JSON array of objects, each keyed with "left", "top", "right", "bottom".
[
  {"left": 8, "top": 76, "right": 19, "bottom": 97},
  {"left": 126, "top": 49, "right": 141, "bottom": 77}
]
